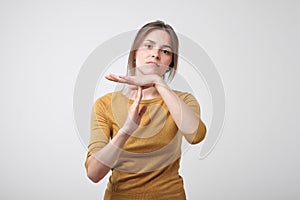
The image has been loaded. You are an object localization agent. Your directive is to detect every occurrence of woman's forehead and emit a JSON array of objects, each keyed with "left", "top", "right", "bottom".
[{"left": 143, "top": 30, "right": 172, "bottom": 47}]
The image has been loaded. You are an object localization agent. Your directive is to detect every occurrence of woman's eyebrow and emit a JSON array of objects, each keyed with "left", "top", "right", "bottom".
[{"left": 145, "top": 39, "right": 172, "bottom": 49}]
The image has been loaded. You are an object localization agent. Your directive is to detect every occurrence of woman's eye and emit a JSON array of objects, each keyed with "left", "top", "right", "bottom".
[
  {"left": 145, "top": 44, "right": 153, "bottom": 49},
  {"left": 161, "top": 49, "right": 170, "bottom": 55}
]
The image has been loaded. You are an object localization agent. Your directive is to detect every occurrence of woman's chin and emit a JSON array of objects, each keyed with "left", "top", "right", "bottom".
[
  {"left": 137, "top": 71, "right": 161, "bottom": 77},
  {"left": 136, "top": 65, "right": 162, "bottom": 75}
]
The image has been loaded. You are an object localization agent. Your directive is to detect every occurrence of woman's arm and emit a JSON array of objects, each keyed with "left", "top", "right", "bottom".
[
  {"left": 154, "top": 77, "right": 206, "bottom": 136},
  {"left": 86, "top": 131, "right": 129, "bottom": 183},
  {"left": 86, "top": 87, "right": 147, "bottom": 183},
  {"left": 106, "top": 74, "right": 206, "bottom": 141}
]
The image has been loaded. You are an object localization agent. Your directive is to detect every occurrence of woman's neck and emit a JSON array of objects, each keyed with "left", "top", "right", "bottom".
[
  {"left": 141, "top": 86, "right": 160, "bottom": 100},
  {"left": 122, "top": 85, "right": 160, "bottom": 100}
]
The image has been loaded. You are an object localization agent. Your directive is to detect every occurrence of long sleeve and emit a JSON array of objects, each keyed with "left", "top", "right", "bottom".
[
  {"left": 176, "top": 91, "right": 207, "bottom": 144},
  {"left": 85, "top": 95, "right": 112, "bottom": 170}
]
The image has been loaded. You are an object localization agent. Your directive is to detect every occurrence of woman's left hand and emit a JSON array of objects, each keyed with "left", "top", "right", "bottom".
[{"left": 105, "top": 73, "right": 160, "bottom": 88}]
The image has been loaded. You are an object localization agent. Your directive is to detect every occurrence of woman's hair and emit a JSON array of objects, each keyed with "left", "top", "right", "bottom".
[{"left": 127, "top": 20, "right": 179, "bottom": 81}]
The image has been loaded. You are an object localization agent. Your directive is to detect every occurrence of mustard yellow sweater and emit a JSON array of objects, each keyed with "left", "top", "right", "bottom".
[{"left": 85, "top": 91, "right": 206, "bottom": 200}]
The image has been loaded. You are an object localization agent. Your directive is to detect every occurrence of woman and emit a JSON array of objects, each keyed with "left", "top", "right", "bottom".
[{"left": 85, "top": 20, "right": 207, "bottom": 200}]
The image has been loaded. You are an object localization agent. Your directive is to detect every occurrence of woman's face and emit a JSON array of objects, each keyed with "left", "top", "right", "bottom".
[{"left": 134, "top": 29, "right": 173, "bottom": 76}]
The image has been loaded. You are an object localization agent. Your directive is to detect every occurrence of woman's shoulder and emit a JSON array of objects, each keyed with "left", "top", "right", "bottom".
[{"left": 94, "top": 91, "right": 122, "bottom": 105}]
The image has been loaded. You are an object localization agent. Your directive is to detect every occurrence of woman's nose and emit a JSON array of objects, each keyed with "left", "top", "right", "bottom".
[{"left": 151, "top": 49, "right": 160, "bottom": 58}]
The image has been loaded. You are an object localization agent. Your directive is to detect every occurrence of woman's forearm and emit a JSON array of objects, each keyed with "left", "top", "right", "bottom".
[
  {"left": 87, "top": 130, "right": 129, "bottom": 183},
  {"left": 154, "top": 77, "right": 204, "bottom": 135}
]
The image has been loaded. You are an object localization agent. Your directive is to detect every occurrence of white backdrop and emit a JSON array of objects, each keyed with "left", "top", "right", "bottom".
[{"left": 1, "top": 0, "right": 299, "bottom": 199}]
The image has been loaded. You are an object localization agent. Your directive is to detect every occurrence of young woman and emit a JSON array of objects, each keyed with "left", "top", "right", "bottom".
[{"left": 85, "top": 20, "right": 207, "bottom": 200}]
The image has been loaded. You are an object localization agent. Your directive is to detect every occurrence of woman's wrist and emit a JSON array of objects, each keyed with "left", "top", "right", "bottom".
[
  {"left": 153, "top": 76, "right": 169, "bottom": 90},
  {"left": 109, "top": 129, "right": 130, "bottom": 149},
  {"left": 153, "top": 75, "right": 163, "bottom": 84},
  {"left": 118, "top": 128, "right": 133, "bottom": 137}
]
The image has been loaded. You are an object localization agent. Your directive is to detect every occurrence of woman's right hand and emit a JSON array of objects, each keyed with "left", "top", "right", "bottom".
[{"left": 120, "top": 87, "right": 147, "bottom": 135}]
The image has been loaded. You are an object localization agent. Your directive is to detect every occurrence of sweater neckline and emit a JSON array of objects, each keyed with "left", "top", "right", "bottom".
[{"left": 117, "top": 91, "right": 163, "bottom": 104}]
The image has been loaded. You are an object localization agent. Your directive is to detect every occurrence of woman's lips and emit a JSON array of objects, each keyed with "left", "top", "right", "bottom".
[{"left": 146, "top": 62, "right": 159, "bottom": 67}]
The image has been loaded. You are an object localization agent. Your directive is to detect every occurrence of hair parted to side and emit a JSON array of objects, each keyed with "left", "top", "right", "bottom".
[{"left": 127, "top": 20, "right": 179, "bottom": 82}]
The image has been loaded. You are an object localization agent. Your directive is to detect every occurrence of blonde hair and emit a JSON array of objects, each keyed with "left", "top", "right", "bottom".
[{"left": 127, "top": 20, "right": 179, "bottom": 81}]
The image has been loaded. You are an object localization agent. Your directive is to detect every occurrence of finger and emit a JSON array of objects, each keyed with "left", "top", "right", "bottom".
[
  {"left": 118, "top": 76, "right": 135, "bottom": 85},
  {"left": 132, "top": 87, "right": 142, "bottom": 108},
  {"left": 105, "top": 74, "right": 131, "bottom": 85},
  {"left": 139, "top": 105, "right": 147, "bottom": 117},
  {"left": 105, "top": 74, "right": 119, "bottom": 82},
  {"left": 128, "top": 85, "right": 138, "bottom": 90},
  {"left": 136, "top": 86, "right": 142, "bottom": 103},
  {"left": 106, "top": 74, "right": 117, "bottom": 79},
  {"left": 107, "top": 74, "right": 136, "bottom": 85}
]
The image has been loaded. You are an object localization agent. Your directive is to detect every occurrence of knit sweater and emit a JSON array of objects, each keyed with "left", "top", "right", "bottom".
[{"left": 85, "top": 90, "right": 206, "bottom": 200}]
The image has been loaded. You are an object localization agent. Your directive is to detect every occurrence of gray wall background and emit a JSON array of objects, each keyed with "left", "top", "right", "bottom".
[{"left": 1, "top": 0, "right": 299, "bottom": 199}]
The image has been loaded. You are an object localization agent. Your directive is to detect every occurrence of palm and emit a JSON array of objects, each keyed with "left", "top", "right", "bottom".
[{"left": 105, "top": 74, "right": 156, "bottom": 87}]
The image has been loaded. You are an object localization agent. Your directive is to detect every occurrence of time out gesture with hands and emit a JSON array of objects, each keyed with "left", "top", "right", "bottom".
[
  {"left": 119, "top": 86, "right": 147, "bottom": 135},
  {"left": 105, "top": 69, "right": 167, "bottom": 90},
  {"left": 105, "top": 66, "right": 204, "bottom": 136}
]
